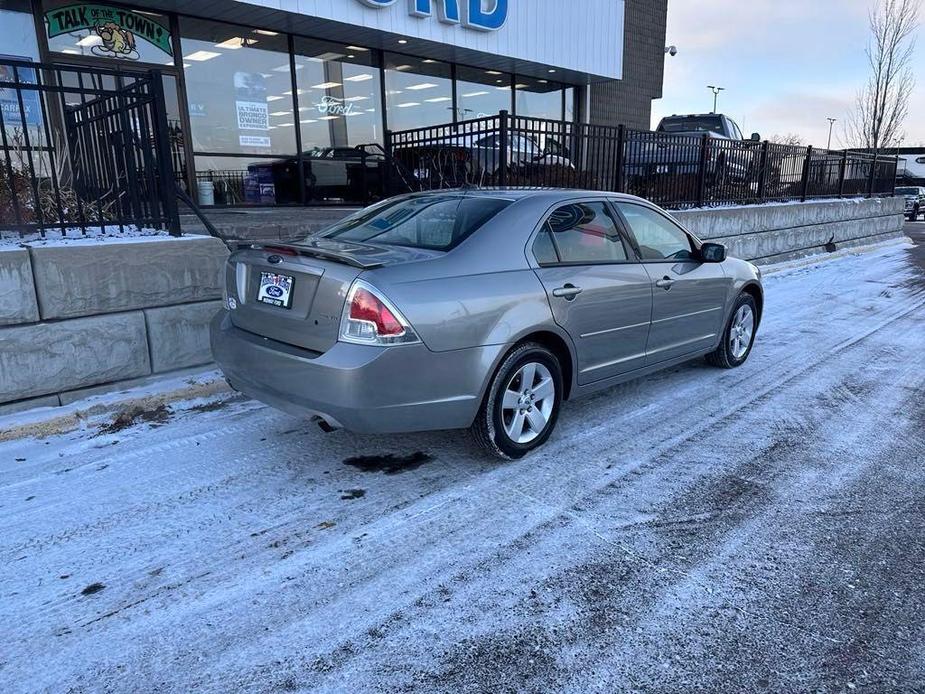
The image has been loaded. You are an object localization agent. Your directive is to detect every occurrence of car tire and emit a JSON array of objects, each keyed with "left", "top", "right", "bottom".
[
  {"left": 471, "top": 342, "right": 563, "bottom": 460},
  {"left": 706, "top": 293, "right": 758, "bottom": 369}
]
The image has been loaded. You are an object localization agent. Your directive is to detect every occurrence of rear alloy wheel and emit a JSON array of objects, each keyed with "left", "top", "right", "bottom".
[
  {"left": 471, "top": 342, "right": 563, "bottom": 460},
  {"left": 706, "top": 293, "right": 758, "bottom": 369}
]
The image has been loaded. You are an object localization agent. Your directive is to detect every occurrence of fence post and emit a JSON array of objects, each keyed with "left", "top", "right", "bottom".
[
  {"left": 837, "top": 150, "right": 848, "bottom": 198},
  {"left": 498, "top": 109, "right": 509, "bottom": 188},
  {"left": 867, "top": 148, "right": 878, "bottom": 198},
  {"left": 800, "top": 145, "right": 813, "bottom": 202},
  {"left": 383, "top": 129, "right": 393, "bottom": 197},
  {"left": 614, "top": 124, "right": 625, "bottom": 193},
  {"left": 756, "top": 140, "right": 769, "bottom": 202},
  {"left": 149, "top": 72, "right": 181, "bottom": 236},
  {"left": 696, "top": 133, "right": 709, "bottom": 207}
]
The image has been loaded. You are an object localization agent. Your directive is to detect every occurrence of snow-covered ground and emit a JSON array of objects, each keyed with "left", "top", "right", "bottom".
[
  {"left": 1, "top": 238, "right": 924, "bottom": 692},
  {"left": 0, "top": 226, "right": 169, "bottom": 248}
]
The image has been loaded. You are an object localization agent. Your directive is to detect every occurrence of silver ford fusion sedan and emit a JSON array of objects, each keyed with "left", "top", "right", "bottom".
[{"left": 211, "top": 189, "right": 762, "bottom": 459}]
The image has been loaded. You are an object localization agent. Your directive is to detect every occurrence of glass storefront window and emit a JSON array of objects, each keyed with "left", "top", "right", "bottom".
[
  {"left": 294, "top": 37, "right": 382, "bottom": 151},
  {"left": 516, "top": 77, "right": 564, "bottom": 121},
  {"left": 455, "top": 65, "right": 511, "bottom": 120},
  {"left": 1, "top": 1, "right": 39, "bottom": 60},
  {"left": 384, "top": 53, "right": 452, "bottom": 131},
  {"left": 43, "top": 2, "right": 173, "bottom": 65},
  {"left": 180, "top": 17, "right": 296, "bottom": 156},
  {"left": 0, "top": 2, "right": 42, "bottom": 142}
]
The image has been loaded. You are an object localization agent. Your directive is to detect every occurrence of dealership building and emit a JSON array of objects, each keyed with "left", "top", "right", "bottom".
[{"left": 0, "top": 0, "right": 668, "bottom": 207}]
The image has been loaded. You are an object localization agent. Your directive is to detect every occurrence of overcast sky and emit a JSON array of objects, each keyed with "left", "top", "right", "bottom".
[{"left": 652, "top": 0, "right": 925, "bottom": 148}]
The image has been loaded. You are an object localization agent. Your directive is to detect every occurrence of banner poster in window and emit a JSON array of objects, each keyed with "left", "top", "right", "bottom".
[
  {"left": 44, "top": 5, "right": 173, "bottom": 60},
  {"left": 0, "top": 56, "right": 42, "bottom": 128},
  {"left": 234, "top": 71, "right": 270, "bottom": 149}
]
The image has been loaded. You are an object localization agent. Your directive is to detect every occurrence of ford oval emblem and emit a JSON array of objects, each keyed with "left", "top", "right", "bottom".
[
  {"left": 266, "top": 286, "right": 284, "bottom": 298},
  {"left": 267, "top": 255, "right": 283, "bottom": 265}
]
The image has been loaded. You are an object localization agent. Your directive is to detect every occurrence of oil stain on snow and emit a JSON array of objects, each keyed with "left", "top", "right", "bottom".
[{"left": 343, "top": 452, "right": 434, "bottom": 475}]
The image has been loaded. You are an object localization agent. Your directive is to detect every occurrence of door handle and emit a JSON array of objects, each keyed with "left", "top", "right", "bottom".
[
  {"left": 552, "top": 284, "right": 583, "bottom": 300},
  {"left": 655, "top": 276, "right": 676, "bottom": 290}
]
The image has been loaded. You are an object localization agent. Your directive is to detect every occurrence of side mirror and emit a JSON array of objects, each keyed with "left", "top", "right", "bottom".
[
  {"left": 750, "top": 132, "right": 761, "bottom": 142},
  {"left": 700, "top": 242, "right": 727, "bottom": 263}
]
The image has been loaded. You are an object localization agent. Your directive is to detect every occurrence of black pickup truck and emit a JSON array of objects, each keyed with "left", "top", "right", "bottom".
[{"left": 625, "top": 114, "right": 761, "bottom": 183}]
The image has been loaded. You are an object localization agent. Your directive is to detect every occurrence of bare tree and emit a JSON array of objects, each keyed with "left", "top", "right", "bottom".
[
  {"left": 846, "top": 0, "right": 920, "bottom": 151},
  {"left": 769, "top": 133, "right": 806, "bottom": 147}
]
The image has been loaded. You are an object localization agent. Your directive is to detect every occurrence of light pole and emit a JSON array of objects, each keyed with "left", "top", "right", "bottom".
[
  {"left": 826, "top": 118, "right": 837, "bottom": 150},
  {"left": 707, "top": 85, "right": 725, "bottom": 114}
]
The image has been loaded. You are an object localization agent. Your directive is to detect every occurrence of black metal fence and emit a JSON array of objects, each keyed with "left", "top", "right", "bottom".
[
  {"left": 386, "top": 110, "right": 897, "bottom": 208},
  {"left": 0, "top": 58, "right": 179, "bottom": 237}
]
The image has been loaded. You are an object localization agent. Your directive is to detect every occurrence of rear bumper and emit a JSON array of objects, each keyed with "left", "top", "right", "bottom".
[{"left": 210, "top": 311, "right": 502, "bottom": 434}]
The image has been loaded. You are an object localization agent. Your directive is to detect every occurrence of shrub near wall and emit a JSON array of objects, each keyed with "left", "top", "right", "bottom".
[{"left": 0, "top": 236, "right": 228, "bottom": 413}]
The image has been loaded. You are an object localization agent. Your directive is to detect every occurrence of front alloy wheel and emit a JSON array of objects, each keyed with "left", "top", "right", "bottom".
[
  {"left": 728, "top": 304, "right": 755, "bottom": 360},
  {"left": 707, "top": 293, "right": 758, "bottom": 368},
  {"left": 472, "top": 342, "right": 563, "bottom": 459}
]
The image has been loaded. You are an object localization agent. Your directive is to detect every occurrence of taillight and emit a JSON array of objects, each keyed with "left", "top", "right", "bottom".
[{"left": 340, "top": 280, "right": 420, "bottom": 346}]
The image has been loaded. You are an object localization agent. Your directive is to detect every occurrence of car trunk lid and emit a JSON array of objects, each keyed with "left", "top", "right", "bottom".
[{"left": 225, "top": 240, "right": 438, "bottom": 353}]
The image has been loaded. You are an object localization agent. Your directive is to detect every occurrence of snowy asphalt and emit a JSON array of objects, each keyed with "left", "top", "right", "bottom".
[{"left": 2, "top": 231, "right": 925, "bottom": 693}]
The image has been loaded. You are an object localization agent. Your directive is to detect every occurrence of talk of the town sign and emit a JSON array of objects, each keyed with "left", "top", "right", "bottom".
[{"left": 356, "top": 0, "right": 508, "bottom": 31}]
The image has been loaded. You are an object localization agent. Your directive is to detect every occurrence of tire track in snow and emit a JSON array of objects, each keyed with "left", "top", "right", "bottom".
[{"left": 1, "top": 246, "right": 923, "bottom": 692}]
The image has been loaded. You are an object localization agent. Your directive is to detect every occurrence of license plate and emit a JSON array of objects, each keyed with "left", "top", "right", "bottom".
[{"left": 257, "top": 272, "right": 294, "bottom": 308}]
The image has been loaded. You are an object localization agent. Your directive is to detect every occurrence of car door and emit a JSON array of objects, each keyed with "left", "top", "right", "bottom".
[
  {"left": 614, "top": 202, "right": 731, "bottom": 364},
  {"left": 531, "top": 200, "right": 653, "bottom": 385}
]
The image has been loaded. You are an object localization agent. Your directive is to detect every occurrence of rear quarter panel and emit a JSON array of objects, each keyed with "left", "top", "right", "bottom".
[{"left": 376, "top": 268, "right": 559, "bottom": 352}]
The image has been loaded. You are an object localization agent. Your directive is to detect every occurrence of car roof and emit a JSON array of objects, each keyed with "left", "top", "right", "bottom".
[{"left": 401, "top": 187, "right": 653, "bottom": 206}]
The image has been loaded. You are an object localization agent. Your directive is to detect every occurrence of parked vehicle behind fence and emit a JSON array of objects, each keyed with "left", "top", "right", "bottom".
[
  {"left": 211, "top": 189, "right": 763, "bottom": 459},
  {"left": 625, "top": 114, "right": 761, "bottom": 186},
  {"left": 896, "top": 186, "right": 925, "bottom": 220},
  {"left": 393, "top": 132, "right": 573, "bottom": 189}
]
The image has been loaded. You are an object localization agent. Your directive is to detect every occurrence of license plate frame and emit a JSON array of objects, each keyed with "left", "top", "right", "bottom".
[{"left": 256, "top": 272, "right": 295, "bottom": 309}]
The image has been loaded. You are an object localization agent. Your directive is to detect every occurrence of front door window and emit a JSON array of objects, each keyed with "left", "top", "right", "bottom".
[{"left": 616, "top": 203, "right": 694, "bottom": 261}]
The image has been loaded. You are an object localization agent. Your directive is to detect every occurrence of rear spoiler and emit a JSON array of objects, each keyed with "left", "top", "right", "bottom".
[{"left": 242, "top": 242, "right": 385, "bottom": 270}]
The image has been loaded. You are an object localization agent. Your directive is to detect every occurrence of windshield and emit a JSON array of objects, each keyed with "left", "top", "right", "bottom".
[
  {"left": 658, "top": 116, "right": 724, "bottom": 134},
  {"left": 896, "top": 187, "right": 918, "bottom": 195},
  {"left": 317, "top": 194, "right": 513, "bottom": 252}
]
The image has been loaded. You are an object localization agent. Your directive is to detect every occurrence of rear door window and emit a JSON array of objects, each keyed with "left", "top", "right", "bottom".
[
  {"left": 532, "top": 228, "right": 559, "bottom": 265},
  {"left": 542, "top": 201, "right": 629, "bottom": 264}
]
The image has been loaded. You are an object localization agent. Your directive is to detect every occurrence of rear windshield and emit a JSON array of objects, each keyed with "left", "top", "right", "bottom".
[
  {"left": 317, "top": 194, "right": 513, "bottom": 251},
  {"left": 896, "top": 187, "right": 918, "bottom": 195},
  {"left": 658, "top": 116, "right": 724, "bottom": 134}
]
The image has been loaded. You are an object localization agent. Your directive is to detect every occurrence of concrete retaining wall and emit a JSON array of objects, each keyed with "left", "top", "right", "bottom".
[
  {"left": 0, "top": 237, "right": 228, "bottom": 413},
  {"left": 672, "top": 197, "right": 905, "bottom": 265},
  {"left": 0, "top": 249, "right": 39, "bottom": 326},
  {"left": 0, "top": 197, "right": 907, "bottom": 413}
]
